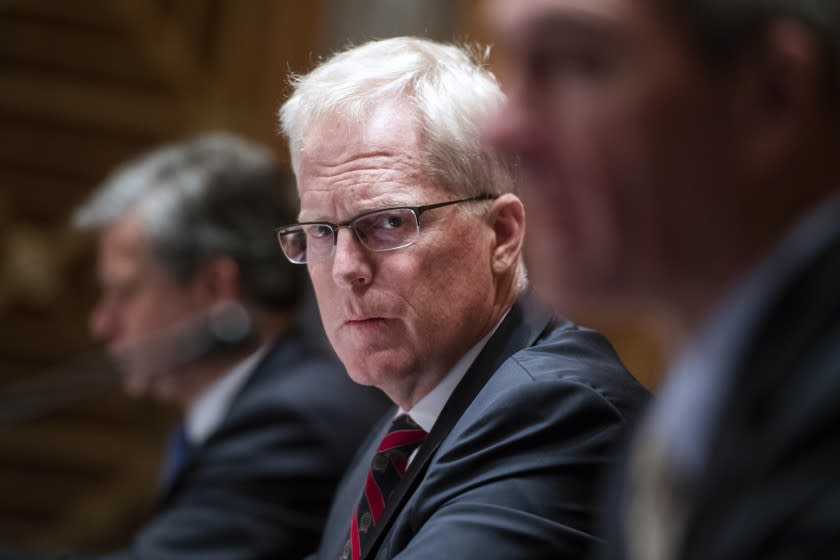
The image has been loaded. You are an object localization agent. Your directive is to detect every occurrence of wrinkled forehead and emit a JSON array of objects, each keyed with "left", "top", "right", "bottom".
[
  {"left": 295, "top": 100, "right": 424, "bottom": 177},
  {"left": 296, "top": 103, "right": 444, "bottom": 217},
  {"left": 309, "top": 110, "right": 418, "bottom": 155}
]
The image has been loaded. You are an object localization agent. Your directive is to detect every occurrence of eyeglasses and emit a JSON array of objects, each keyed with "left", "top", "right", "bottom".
[{"left": 275, "top": 194, "right": 496, "bottom": 264}]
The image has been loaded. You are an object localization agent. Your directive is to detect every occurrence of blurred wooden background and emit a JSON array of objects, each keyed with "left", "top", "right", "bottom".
[{"left": 0, "top": 0, "right": 662, "bottom": 552}]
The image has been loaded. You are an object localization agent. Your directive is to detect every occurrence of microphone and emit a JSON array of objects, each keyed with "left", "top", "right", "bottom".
[
  {"left": 0, "top": 302, "right": 257, "bottom": 427},
  {"left": 113, "top": 301, "right": 257, "bottom": 378}
]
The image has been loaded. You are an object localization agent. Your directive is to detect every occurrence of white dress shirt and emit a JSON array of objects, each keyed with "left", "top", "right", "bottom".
[
  {"left": 185, "top": 345, "right": 270, "bottom": 445},
  {"left": 399, "top": 311, "right": 508, "bottom": 436}
]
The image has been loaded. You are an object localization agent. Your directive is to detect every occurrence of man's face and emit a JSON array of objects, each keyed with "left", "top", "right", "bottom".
[
  {"left": 297, "top": 104, "right": 499, "bottom": 402},
  {"left": 485, "top": 0, "right": 742, "bottom": 313},
  {"left": 90, "top": 212, "right": 213, "bottom": 400}
]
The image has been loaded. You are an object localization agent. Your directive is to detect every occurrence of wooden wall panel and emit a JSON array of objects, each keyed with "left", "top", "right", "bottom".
[{"left": 0, "top": 0, "right": 320, "bottom": 550}]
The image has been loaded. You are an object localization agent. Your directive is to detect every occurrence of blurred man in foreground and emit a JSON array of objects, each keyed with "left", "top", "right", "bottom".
[
  {"left": 3, "top": 133, "right": 389, "bottom": 560},
  {"left": 486, "top": 0, "right": 840, "bottom": 558},
  {"left": 276, "top": 37, "right": 649, "bottom": 560}
]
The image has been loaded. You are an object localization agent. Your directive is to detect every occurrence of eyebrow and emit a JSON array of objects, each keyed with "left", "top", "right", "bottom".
[
  {"left": 365, "top": 194, "right": 416, "bottom": 208},
  {"left": 297, "top": 195, "right": 421, "bottom": 223}
]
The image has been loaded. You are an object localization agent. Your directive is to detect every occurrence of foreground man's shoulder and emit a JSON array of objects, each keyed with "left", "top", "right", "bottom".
[{"left": 516, "top": 319, "right": 643, "bottom": 384}]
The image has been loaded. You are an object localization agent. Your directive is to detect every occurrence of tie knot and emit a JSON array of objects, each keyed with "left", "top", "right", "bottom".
[
  {"left": 377, "top": 414, "right": 427, "bottom": 456},
  {"left": 390, "top": 413, "right": 422, "bottom": 432}
]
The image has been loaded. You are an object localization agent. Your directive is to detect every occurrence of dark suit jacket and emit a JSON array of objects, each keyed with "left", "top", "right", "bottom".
[
  {"left": 312, "top": 295, "right": 650, "bottom": 560},
  {"left": 1, "top": 331, "right": 390, "bottom": 560},
  {"left": 604, "top": 231, "right": 840, "bottom": 560}
]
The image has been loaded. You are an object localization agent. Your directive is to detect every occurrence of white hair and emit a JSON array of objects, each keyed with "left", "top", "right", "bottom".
[
  {"left": 279, "top": 37, "right": 516, "bottom": 197},
  {"left": 75, "top": 132, "right": 304, "bottom": 310}
]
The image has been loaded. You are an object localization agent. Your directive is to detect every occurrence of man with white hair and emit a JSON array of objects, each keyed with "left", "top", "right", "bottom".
[
  {"left": 0, "top": 133, "right": 389, "bottom": 560},
  {"left": 485, "top": 0, "right": 840, "bottom": 558},
  {"left": 276, "top": 37, "right": 649, "bottom": 559}
]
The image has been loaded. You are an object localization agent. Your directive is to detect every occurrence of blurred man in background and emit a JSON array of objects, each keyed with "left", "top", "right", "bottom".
[
  {"left": 3, "top": 132, "right": 389, "bottom": 560},
  {"left": 486, "top": 0, "right": 840, "bottom": 558},
  {"left": 276, "top": 37, "right": 649, "bottom": 560}
]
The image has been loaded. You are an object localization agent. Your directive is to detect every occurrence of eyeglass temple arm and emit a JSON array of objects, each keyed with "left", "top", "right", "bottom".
[{"left": 414, "top": 193, "right": 497, "bottom": 216}]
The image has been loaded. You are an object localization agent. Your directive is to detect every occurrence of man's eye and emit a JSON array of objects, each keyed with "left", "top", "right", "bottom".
[
  {"left": 381, "top": 214, "right": 404, "bottom": 229},
  {"left": 309, "top": 225, "right": 333, "bottom": 238}
]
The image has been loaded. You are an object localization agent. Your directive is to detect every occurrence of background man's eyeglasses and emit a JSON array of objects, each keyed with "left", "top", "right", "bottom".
[{"left": 275, "top": 194, "right": 496, "bottom": 264}]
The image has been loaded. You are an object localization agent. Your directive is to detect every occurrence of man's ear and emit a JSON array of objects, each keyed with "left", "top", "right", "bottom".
[
  {"left": 488, "top": 193, "right": 526, "bottom": 274},
  {"left": 733, "top": 21, "right": 825, "bottom": 174},
  {"left": 199, "top": 256, "right": 242, "bottom": 303}
]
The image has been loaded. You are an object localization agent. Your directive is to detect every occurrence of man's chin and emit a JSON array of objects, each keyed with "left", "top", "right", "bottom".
[
  {"left": 343, "top": 357, "right": 413, "bottom": 392},
  {"left": 343, "top": 368, "right": 382, "bottom": 388}
]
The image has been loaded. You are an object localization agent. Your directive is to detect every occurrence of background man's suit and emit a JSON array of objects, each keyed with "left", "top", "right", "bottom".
[
  {"left": 1, "top": 331, "right": 390, "bottom": 560},
  {"left": 313, "top": 296, "right": 650, "bottom": 560},
  {"left": 605, "top": 231, "right": 840, "bottom": 560}
]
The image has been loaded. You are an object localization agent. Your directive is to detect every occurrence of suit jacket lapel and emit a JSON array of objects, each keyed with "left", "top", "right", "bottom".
[
  {"left": 159, "top": 338, "right": 285, "bottom": 505},
  {"left": 361, "top": 293, "right": 554, "bottom": 559}
]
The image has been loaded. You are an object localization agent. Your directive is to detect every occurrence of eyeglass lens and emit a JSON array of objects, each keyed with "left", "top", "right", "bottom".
[{"left": 277, "top": 207, "right": 420, "bottom": 264}]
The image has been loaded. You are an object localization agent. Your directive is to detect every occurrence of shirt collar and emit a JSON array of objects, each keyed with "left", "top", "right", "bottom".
[
  {"left": 185, "top": 345, "right": 269, "bottom": 444},
  {"left": 399, "top": 310, "right": 509, "bottom": 433}
]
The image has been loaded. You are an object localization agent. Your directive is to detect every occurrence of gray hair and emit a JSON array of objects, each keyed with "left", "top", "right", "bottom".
[
  {"left": 75, "top": 132, "right": 304, "bottom": 311},
  {"left": 278, "top": 37, "right": 517, "bottom": 198},
  {"left": 668, "top": 0, "right": 840, "bottom": 96}
]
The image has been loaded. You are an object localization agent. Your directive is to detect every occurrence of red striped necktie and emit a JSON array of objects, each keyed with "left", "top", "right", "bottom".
[{"left": 342, "top": 414, "right": 427, "bottom": 560}]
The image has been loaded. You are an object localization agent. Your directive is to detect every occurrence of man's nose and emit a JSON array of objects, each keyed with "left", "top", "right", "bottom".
[
  {"left": 330, "top": 227, "right": 373, "bottom": 289},
  {"left": 89, "top": 299, "right": 118, "bottom": 342}
]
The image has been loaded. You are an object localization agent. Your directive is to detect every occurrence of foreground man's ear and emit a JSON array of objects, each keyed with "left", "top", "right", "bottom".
[{"left": 489, "top": 193, "right": 526, "bottom": 275}]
